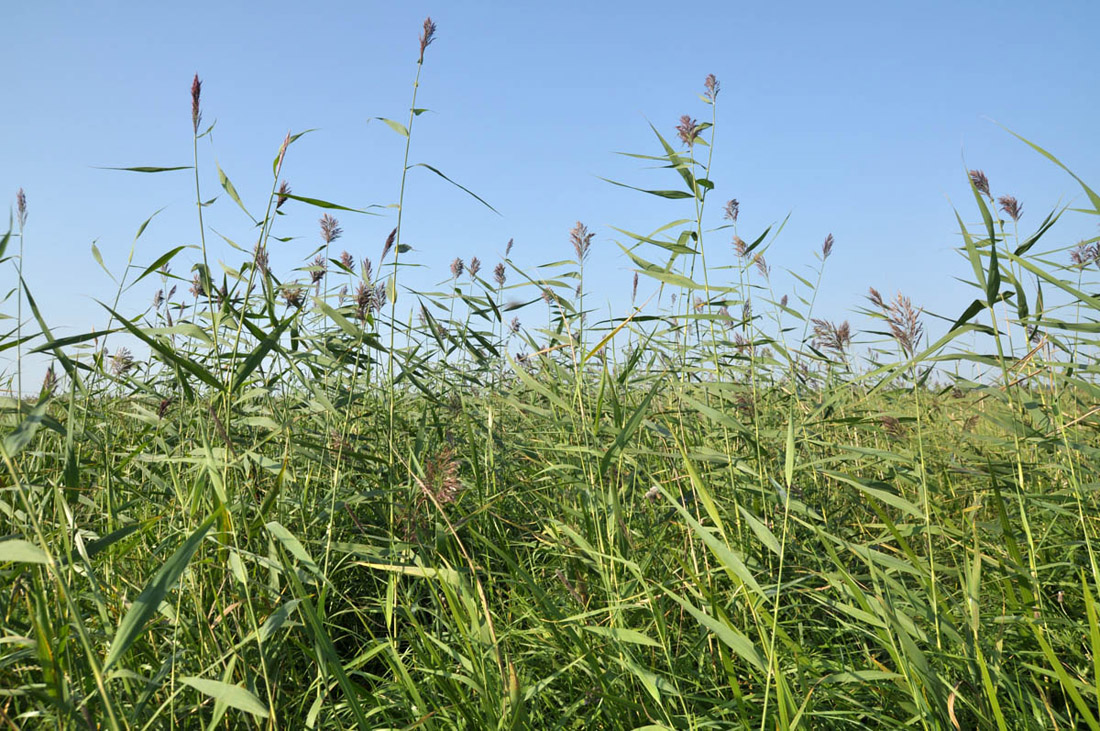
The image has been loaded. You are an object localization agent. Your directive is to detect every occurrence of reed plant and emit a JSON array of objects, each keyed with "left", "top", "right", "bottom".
[{"left": 3, "top": 17, "right": 1100, "bottom": 730}]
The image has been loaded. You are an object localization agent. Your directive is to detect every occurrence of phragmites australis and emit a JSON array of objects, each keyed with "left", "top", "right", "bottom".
[
  {"left": 868, "top": 287, "right": 924, "bottom": 357},
  {"left": 110, "top": 347, "right": 135, "bottom": 376},
  {"left": 153, "top": 289, "right": 164, "bottom": 309},
  {"left": 822, "top": 233, "right": 834, "bottom": 260},
  {"left": 998, "top": 195, "right": 1023, "bottom": 222},
  {"left": 281, "top": 285, "right": 305, "bottom": 308},
  {"left": 450, "top": 257, "right": 464, "bottom": 279},
  {"left": 703, "top": 73, "right": 720, "bottom": 100},
  {"left": 276, "top": 180, "right": 291, "bottom": 210},
  {"left": 468, "top": 256, "right": 481, "bottom": 278},
  {"left": 676, "top": 115, "right": 700, "bottom": 146},
  {"left": 494, "top": 262, "right": 506, "bottom": 286},
  {"left": 191, "top": 74, "right": 202, "bottom": 133},
  {"left": 418, "top": 16, "right": 437, "bottom": 63},
  {"left": 320, "top": 214, "right": 342, "bottom": 245},
  {"left": 505, "top": 237, "right": 514, "bottom": 257},
  {"left": 41, "top": 364, "right": 58, "bottom": 395},
  {"left": 724, "top": 199, "right": 739, "bottom": 223},
  {"left": 733, "top": 235, "right": 748, "bottom": 258},
  {"left": 1070, "top": 241, "right": 1100, "bottom": 268},
  {"left": 510, "top": 316, "right": 521, "bottom": 333},
  {"left": 190, "top": 273, "right": 205, "bottom": 298},
  {"left": 361, "top": 257, "right": 373, "bottom": 282},
  {"left": 16, "top": 188, "right": 27, "bottom": 228},
  {"left": 811, "top": 319, "right": 851, "bottom": 358},
  {"left": 752, "top": 252, "right": 770, "bottom": 279},
  {"left": 339, "top": 250, "right": 354, "bottom": 271},
  {"left": 253, "top": 242, "right": 269, "bottom": 276},
  {"left": 780, "top": 294, "right": 789, "bottom": 308},
  {"left": 632, "top": 271, "right": 639, "bottom": 303},
  {"left": 310, "top": 254, "right": 326, "bottom": 286},
  {"left": 968, "top": 169, "right": 990, "bottom": 197},
  {"left": 570, "top": 221, "right": 594, "bottom": 262},
  {"left": 381, "top": 227, "right": 396, "bottom": 262}
]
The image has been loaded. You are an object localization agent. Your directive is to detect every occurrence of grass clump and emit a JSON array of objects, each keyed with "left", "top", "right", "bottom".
[{"left": 3, "top": 17, "right": 1100, "bottom": 731}]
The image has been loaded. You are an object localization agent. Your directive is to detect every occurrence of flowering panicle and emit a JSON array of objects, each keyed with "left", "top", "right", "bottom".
[
  {"left": 468, "top": 256, "right": 481, "bottom": 278},
  {"left": 968, "top": 169, "right": 990, "bottom": 197},
  {"left": 822, "top": 233, "right": 834, "bottom": 260},
  {"left": 339, "top": 251, "right": 354, "bottom": 271},
  {"left": 703, "top": 74, "right": 720, "bottom": 100},
  {"left": 276, "top": 180, "right": 291, "bottom": 210},
  {"left": 724, "top": 199, "right": 739, "bottom": 223},
  {"left": 419, "top": 17, "right": 437, "bottom": 63},
  {"left": 676, "top": 115, "right": 700, "bottom": 146},
  {"left": 450, "top": 257, "right": 464, "bottom": 279},
  {"left": 16, "top": 188, "right": 27, "bottom": 228},
  {"left": 494, "top": 262, "right": 506, "bottom": 286},
  {"left": 320, "top": 214, "right": 342, "bottom": 244},
  {"left": 570, "top": 221, "right": 594, "bottom": 262},
  {"left": 998, "top": 195, "right": 1022, "bottom": 222},
  {"left": 191, "top": 74, "right": 202, "bottom": 133},
  {"left": 811, "top": 319, "right": 851, "bottom": 358},
  {"left": 311, "top": 255, "right": 326, "bottom": 288},
  {"left": 381, "top": 228, "right": 396, "bottom": 262}
]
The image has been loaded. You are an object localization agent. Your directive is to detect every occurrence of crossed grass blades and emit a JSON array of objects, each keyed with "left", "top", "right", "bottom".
[{"left": 3, "top": 15, "right": 1100, "bottom": 731}]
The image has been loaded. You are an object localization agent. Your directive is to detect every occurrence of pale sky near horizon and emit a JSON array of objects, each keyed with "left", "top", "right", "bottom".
[{"left": 3, "top": 1, "right": 1098, "bottom": 390}]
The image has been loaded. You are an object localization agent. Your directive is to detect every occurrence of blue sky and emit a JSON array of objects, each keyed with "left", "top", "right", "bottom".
[{"left": 3, "top": 1, "right": 1098, "bottom": 388}]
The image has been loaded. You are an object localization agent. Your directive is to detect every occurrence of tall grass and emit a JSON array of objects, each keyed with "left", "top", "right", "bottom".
[{"left": 3, "top": 17, "right": 1100, "bottom": 730}]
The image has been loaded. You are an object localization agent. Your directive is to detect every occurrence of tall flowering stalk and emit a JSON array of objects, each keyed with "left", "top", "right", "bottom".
[
  {"left": 387, "top": 17, "right": 437, "bottom": 466},
  {"left": 15, "top": 188, "right": 26, "bottom": 398}
]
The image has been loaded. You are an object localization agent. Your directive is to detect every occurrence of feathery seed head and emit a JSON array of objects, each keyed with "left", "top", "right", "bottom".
[
  {"left": 998, "top": 195, "right": 1022, "bottom": 222},
  {"left": 419, "top": 17, "right": 437, "bottom": 63},
  {"left": 381, "top": 227, "right": 396, "bottom": 261},
  {"left": 968, "top": 169, "right": 990, "bottom": 197},
  {"left": 494, "top": 262, "right": 506, "bottom": 286},
  {"left": 704, "top": 74, "right": 720, "bottom": 100},
  {"left": 822, "top": 233, "right": 834, "bottom": 260},
  {"left": 276, "top": 180, "right": 291, "bottom": 210},
  {"left": 676, "top": 115, "right": 700, "bottom": 146},
  {"left": 339, "top": 250, "right": 354, "bottom": 271},
  {"left": 450, "top": 257, "right": 464, "bottom": 278},
  {"left": 191, "top": 74, "right": 202, "bottom": 133},
  {"left": 724, "top": 199, "right": 739, "bottom": 223},
  {"left": 570, "top": 221, "right": 594, "bottom": 262},
  {"left": 468, "top": 256, "right": 481, "bottom": 278},
  {"left": 320, "top": 214, "right": 342, "bottom": 244},
  {"left": 16, "top": 188, "right": 26, "bottom": 228},
  {"left": 310, "top": 255, "right": 326, "bottom": 285}
]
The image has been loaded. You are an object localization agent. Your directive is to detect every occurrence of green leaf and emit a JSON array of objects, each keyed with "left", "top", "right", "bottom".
[
  {"left": 664, "top": 589, "right": 766, "bottom": 673},
  {"left": 180, "top": 677, "right": 269, "bottom": 719},
  {"left": 105, "top": 514, "right": 215, "bottom": 669},
  {"left": 133, "top": 207, "right": 166, "bottom": 241},
  {"left": 217, "top": 162, "right": 255, "bottom": 222},
  {"left": 2, "top": 397, "right": 49, "bottom": 458},
  {"left": 231, "top": 316, "right": 292, "bottom": 394},
  {"left": 96, "top": 166, "right": 192, "bottom": 173},
  {"left": 1004, "top": 127, "right": 1100, "bottom": 215},
  {"left": 0, "top": 539, "right": 49, "bottom": 565},
  {"left": 582, "top": 625, "right": 661, "bottom": 648},
  {"left": 265, "top": 521, "right": 319, "bottom": 575},
  {"left": 277, "top": 193, "right": 378, "bottom": 214},
  {"left": 601, "top": 177, "right": 694, "bottom": 200},
  {"left": 91, "top": 241, "right": 114, "bottom": 282},
  {"left": 373, "top": 117, "right": 409, "bottom": 137},
  {"left": 131, "top": 246, "right": 188, "bottom": 288},
  {"left": 410, "top": 163, "right": 500, "bottom": 215}
]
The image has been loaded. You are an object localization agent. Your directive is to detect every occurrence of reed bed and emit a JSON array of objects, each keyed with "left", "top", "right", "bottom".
[{"left": 2, "top": 17, "right": 1100, "bottom": 730}]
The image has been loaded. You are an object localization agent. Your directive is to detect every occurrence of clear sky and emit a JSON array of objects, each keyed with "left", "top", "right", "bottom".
[{"left": 3, "top": 1, "right": 1098, "bottom": 389}]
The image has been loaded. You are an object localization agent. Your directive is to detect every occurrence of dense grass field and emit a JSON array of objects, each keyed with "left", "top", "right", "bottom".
[{"left": 4, "top": 18, "right": 1100, "bottom": 730}]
